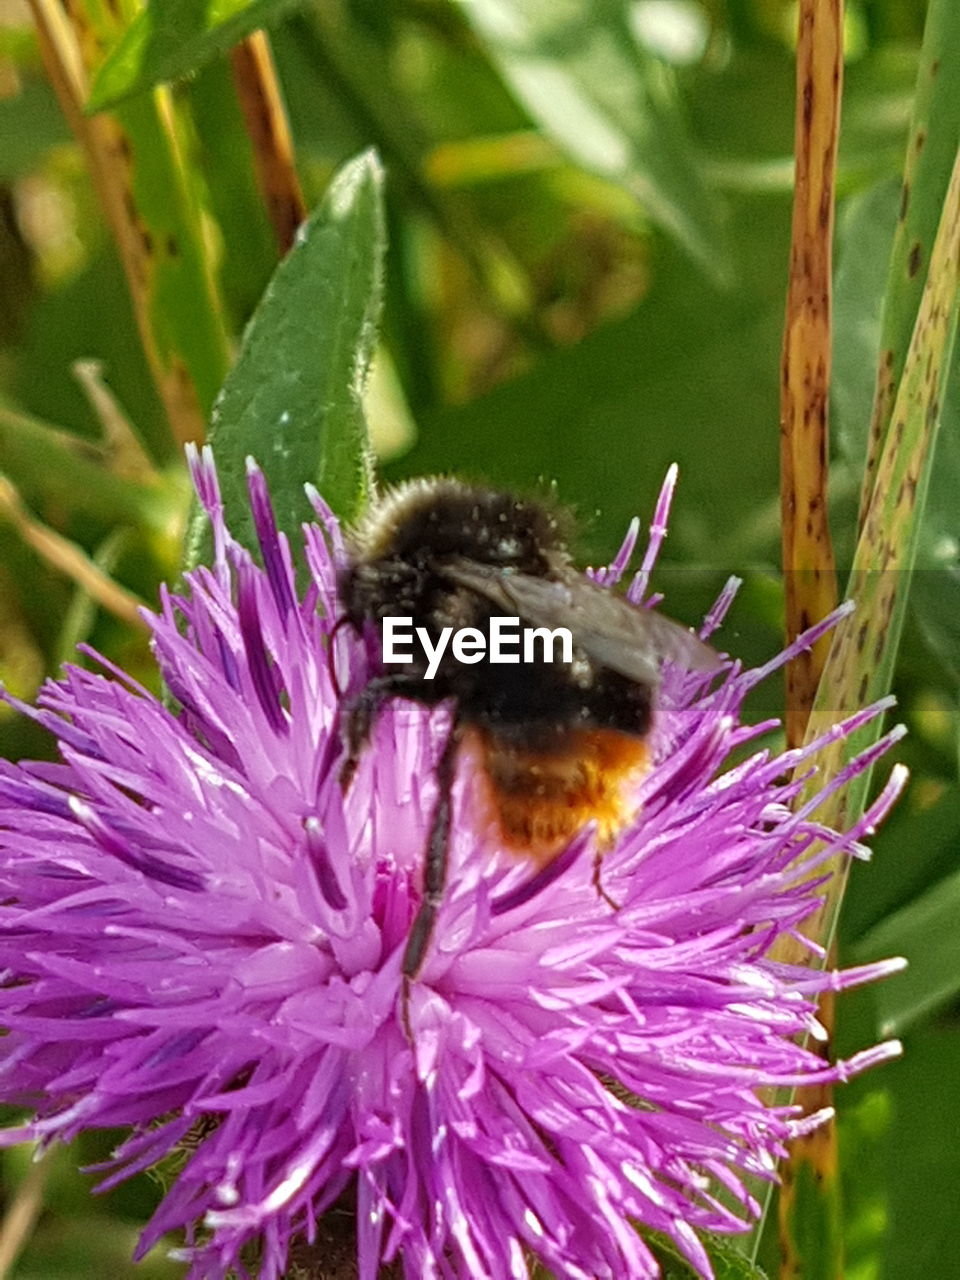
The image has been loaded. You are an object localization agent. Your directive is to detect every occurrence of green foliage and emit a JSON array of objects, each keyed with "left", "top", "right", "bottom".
[
  {"left": 87, "top": 0, "right": 307, "bottom": 112},
  {"left": 64, "top": 0, "right": 235, "bottom": 449},
  {"left": 839, "top": 1029, "right": 960, "bottom": 1280},
  {"left": 854, "top": 860, "right": 960, "bottom": 1035},
  {"left": 0, "top": 403, "right": 171, "bottom": 530},
  {"left": 0, "top": 76, "right": 69, "bottom": 180},
  {"left": 831, "top": 0, "right": 960, "bottom": 775},
  {"left": 454, "top": 0, "right": 730, "bottom": 281},
  {"left": 184, "top": 148, "right": 384, "bottom": 571},
  {"left": 867, "top": 0, "right": 960, "bottom": 445},
  {"left": 645, "top": 1231, "right": 770, "bottom": 1279},
  {"left": 0, "top": 0, "right": 958, "bottom": 1276}
]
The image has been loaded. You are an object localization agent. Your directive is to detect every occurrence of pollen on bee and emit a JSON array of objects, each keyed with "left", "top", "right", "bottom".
[{"left": 464, "top": 727, "right": 650, "bottom": 865}]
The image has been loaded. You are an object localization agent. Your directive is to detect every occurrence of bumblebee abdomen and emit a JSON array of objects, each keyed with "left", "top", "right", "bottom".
[{"left": 467, "top": 727, "right": 649, "bottom": 864}]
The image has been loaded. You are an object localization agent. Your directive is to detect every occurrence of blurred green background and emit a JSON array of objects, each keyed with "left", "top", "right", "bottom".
[{"left": 0, "top": 0, "right": 957, "bottom": 1276}]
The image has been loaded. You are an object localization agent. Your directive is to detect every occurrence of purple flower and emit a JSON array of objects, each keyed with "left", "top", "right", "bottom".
[{"left": 0, "top": 450, "right": 904, "bottom": 1280}]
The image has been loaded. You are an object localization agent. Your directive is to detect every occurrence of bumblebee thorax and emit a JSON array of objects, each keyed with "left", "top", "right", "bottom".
[{"left": 347, "top": 478, "right": 572, "bottom": 577}]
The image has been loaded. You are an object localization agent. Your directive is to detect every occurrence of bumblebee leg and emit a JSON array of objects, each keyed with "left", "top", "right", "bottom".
[
  {"left": 401, "top": 721, "right": 462, "bottom": 1021},
  {"left": 592, "top": 849, "right": 621, "bottom": 911},
  {"left": 339, "top": 673, "right": 419, "bottom": 790}
]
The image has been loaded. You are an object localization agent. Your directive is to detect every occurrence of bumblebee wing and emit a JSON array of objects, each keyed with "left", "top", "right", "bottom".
[{"left": 439, "top": 561, "right": 720, "bottom": 684}]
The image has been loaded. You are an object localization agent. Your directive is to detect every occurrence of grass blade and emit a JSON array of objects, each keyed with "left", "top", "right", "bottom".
[
  {"left": 859, "top": 0, "right": 960, "bottom": 527},
  {"left": 87, "top": 0, "right": 304, "bottom": 112},
  {"left": 29, "top": 0, "right": 232, "bottom": 451}
]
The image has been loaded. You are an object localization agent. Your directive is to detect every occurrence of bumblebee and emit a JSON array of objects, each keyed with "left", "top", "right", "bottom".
[{"left": 338, "top": 478, "right": 718, "bottom": 988}]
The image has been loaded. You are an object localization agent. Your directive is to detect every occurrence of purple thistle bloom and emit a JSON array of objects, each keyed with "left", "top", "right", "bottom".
[{"left": 0, "top": 451, "right": 904, "bottom": 1280}]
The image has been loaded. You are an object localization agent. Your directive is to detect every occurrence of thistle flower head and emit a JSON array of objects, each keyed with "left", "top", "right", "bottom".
[{"left": 0, "top": 452, "right": 904, "bottom": 1279}]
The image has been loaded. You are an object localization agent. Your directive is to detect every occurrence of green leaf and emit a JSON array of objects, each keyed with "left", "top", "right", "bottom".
[
  {"left": 853, "top": 866, "right": 960, "bottom": 1036},
  {"left": 862, "top": 0, "right": 960, "bottom": 481},
  {"left": 184, "top": 149, "right": 384, "bottom": 569},
  {"left": 456, "top": 0, "right": 729, "bottom": 281},
  {"left": 842, "top": 782, "right": 960, "bottom": 942},
  {"left": 833, "top": 180, "right": 960, "bottom": 688},
  {"left": 702, "top": 1237, "right": 769, "bottom": 1280},
  {"left": 87, "top": 0, "right": 305, "bottom": 112},
  {"left": 839, "top": 1031, "right": 960, "bottom": 1280},
  {"left": 833, "top": 180, "right": 901, "bottom": 474},
  {"left": 643, "top": 1230, "right": 769, "bottom": 1279},
  {"left": 798, "top": 137, "right": 960, "bottom": 875}
]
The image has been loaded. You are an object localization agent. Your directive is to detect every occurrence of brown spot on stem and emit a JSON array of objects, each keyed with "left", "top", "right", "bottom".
[
  {"left": 802, "top": 80, "right": 814, "bottom": 130},
  {"left": 899, "top": 183, "right": 910, "bottom": 221},
  {"left": 908, "top": 242, "right": 923, "bottom": 277}
]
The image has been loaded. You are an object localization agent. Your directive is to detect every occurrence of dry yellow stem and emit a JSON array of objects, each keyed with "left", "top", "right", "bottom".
[
  {"left": 0, "top": 473, "right": 147, "bottom": 628},
  {"left": 230, "top": 31, "right": 305, "bottom": 255},
  {"left": 0, "top": 1149, "right": 52, "bottom": 1279},
  {"left": 72, "top": 358, "right": 160, "bottom": 484},
  {"left": 776, "top": 3, "right": 845, "bottom": 1271},
  {"left": 780, "top": 0, "right": 842, "bottom": 748}
]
